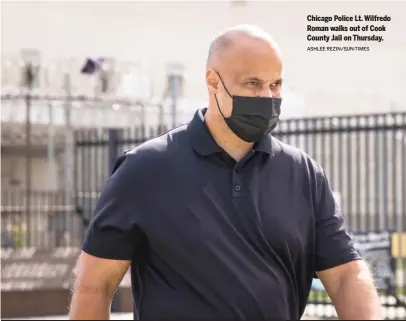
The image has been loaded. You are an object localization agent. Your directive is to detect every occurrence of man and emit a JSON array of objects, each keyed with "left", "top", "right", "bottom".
[{"left": 69, "top": 25, "right": 383, "bottom": 320}]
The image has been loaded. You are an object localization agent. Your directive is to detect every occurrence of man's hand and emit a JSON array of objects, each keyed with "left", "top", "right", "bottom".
[
  {"left": 69, "top": 251, "right": 130, "bottom": 320},
  {"left": 317, "top": 260, "right": 383, "bottom": 320}
]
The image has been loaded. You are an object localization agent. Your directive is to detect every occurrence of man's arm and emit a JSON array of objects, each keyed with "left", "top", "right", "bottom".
[
  {"left": 69, "top": 252, "right": 130, "bottom": 320},
  {"left": 311, "top": 159, "right": 383, "bottom": 319},
  {"left": 317, "top": 260, "right": 383, "bottom": 320},
  {"left": 69, "top": 152, "right": 146, "bottom": 320}
]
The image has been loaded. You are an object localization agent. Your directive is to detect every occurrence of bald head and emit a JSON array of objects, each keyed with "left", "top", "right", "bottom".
[
  {"left": 206, "top": 24, "right": 281, "bottom": 70},
  {"left": 205, "top": 24, "right": 283, "bottom": 123}
]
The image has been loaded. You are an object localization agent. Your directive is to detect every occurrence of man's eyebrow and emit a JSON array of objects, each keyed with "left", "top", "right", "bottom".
[
  {"left": 241, "top": 76, "right": 264, "bottom": 82},
  {"left": 241, "top": 76, "right": 284, "bottom": 84}
]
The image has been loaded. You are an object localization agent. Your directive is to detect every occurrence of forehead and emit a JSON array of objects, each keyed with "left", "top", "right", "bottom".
[{"left": 222, "top": 39, "right": 282, "bottom": 81}]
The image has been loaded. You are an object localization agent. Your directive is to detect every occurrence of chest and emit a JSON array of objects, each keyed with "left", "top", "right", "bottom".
[{"left": 141, "top": 159, "right": 315, "bottom": 265}]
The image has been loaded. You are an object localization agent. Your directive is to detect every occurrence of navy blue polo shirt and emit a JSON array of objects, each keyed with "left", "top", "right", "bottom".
[{"left": 82, "top": 108, "right": 360, "bottom": 320}]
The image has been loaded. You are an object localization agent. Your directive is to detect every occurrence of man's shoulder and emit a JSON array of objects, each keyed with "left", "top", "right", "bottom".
[
  {"left": 122, "top": 124, "right": 189, "bottom": 162},
  {"left": 271, "top": 136, "right": 324, "bottom": 175}
]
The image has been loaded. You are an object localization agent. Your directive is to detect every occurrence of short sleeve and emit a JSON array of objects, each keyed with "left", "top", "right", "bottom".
[
  {"left": 314, "top": 167, "right": 361, "bottom": 272},
  {"left": 82, "top": 153, "right": 143, "bottom": 260}
]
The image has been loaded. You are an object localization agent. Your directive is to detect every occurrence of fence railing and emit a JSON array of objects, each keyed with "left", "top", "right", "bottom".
[{"left": 1, "top": 190, "right": 84, "bottom": 249}]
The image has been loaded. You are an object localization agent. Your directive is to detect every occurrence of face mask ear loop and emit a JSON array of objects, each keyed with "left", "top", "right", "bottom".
[
  {"left": 216, "top": 72, "right": 233, "bottom": 98},
  {"left": 214, "top": 94, "right": 227, "bottom": 119},
  {"left": 213, "top": 71, "right": 233, "bottom": 119}
]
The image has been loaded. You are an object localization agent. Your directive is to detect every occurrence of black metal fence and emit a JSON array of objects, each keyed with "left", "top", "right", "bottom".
[
  {"left": 1, "top": 190, "right": 83, "bottom": 249},
  {"left": 75, "top": 112, "right": 406, "bottom": 230}
]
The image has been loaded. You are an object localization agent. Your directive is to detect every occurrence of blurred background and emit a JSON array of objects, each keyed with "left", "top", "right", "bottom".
[{"left": 1, "top": 1, "right": 405, "bottom": 320}]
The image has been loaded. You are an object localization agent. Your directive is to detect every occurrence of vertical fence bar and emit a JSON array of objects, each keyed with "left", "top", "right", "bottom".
[
  {"left": 73, "top": 130, "right": 80, "bottom": 245},
  {"left": 392, "top": 114, "right": 400, "bottom": 315},
  {"left": 337, "top": 117, "right": 345, "bottom": 230},
  {"left": 378, "top": 115, "right": 387, "bottom": 231},
  {"left": 400, "top": 114, "right": 406, "bottom": 307},
  {"left": 330, "top": 117, "right": 337, "bottom": 213},
  {"left": 382, "top": 116, "right": 389, "bottom": 231},
  {"left": 64, "top": 73, "right": 74, "bottom": 247},
  {"left": 319, "top": 118, "right": 327, "bottom": 181},
  {"left": 346, "top": 116, "right": 353, "bottom": 230},
  {"left": 355, "top": 116, "right": 361, "bottom": 232},
  {"left": 76, "top": 130, "right": 83, "bottom": 238},
  {"left": 357, "top": 117, "right": 370, "bottom": 230},
  {"left": 95, "top": 129, "right": 102, "bottom": 199},
  {"left": 83, "top": 130, "right": 91, "bottom": 223},
  {"left": 24, "top": 91, "right": 32, "bottom": 247},
  {"left": 89, "top": 129, "right": 96, "bottom": 216},
  {"left": 33, "top": 191, "right": 38, "bottom": 248},
  {"left": 108, "top": 129, "right": 120, "bottom": 175},
  {"left": 373, "top": 115, "right": 380, "bottom": 232},
  {"left": 108, "top": 128, "right": 121, "bottom": 313},
  {"left": 366, "top": 116, "right": 372, "bottom": 231},
  {"left": 45, "top": 67, "right": 57, "bottom": 191}
]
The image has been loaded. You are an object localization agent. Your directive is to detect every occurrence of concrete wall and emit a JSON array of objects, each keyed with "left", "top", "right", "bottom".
[
  {"left": 2, "top": 1, "right": 406, "bottom": 191},
  {"left": 1, "top": 153, "right": 62, "bottom": 191}
]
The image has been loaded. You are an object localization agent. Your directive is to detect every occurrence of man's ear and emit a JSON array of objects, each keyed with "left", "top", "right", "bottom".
[{"left": 206, "top": 69, "right": 219, "bottom": 95}]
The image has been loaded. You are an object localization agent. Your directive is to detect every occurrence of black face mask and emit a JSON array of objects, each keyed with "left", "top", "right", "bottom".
[{"left": 214, "top": 73, "right": 282, "bottom": 143}]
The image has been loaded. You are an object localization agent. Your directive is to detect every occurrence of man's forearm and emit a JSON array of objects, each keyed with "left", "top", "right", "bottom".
[
  {"left": 69, "top": 286, "right": 112, "bottom": 320},
  {"left": 333, "top": 267, "right": 383, "bottom": 320}
]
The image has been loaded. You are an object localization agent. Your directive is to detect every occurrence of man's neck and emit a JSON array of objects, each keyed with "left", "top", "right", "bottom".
[{"left": 204, "top": 108, "right": 253, "bottom": 162}]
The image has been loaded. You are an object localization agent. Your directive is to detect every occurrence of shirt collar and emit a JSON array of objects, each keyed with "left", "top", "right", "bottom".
[{"left": 187, "top": 108, "right": 273, "bottom": 156}]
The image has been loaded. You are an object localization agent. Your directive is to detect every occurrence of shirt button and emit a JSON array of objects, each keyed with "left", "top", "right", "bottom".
[{"left": 235, "top": 185, "right": 241, "bottom": 191}]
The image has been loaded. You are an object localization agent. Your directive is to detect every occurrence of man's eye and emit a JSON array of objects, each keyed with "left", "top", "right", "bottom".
[
  {"left": 247, "top": 81, "right": 259, "bottom": 86},
  {"left": 271, "top": 82, "right": 282, "bottom": 88}
]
